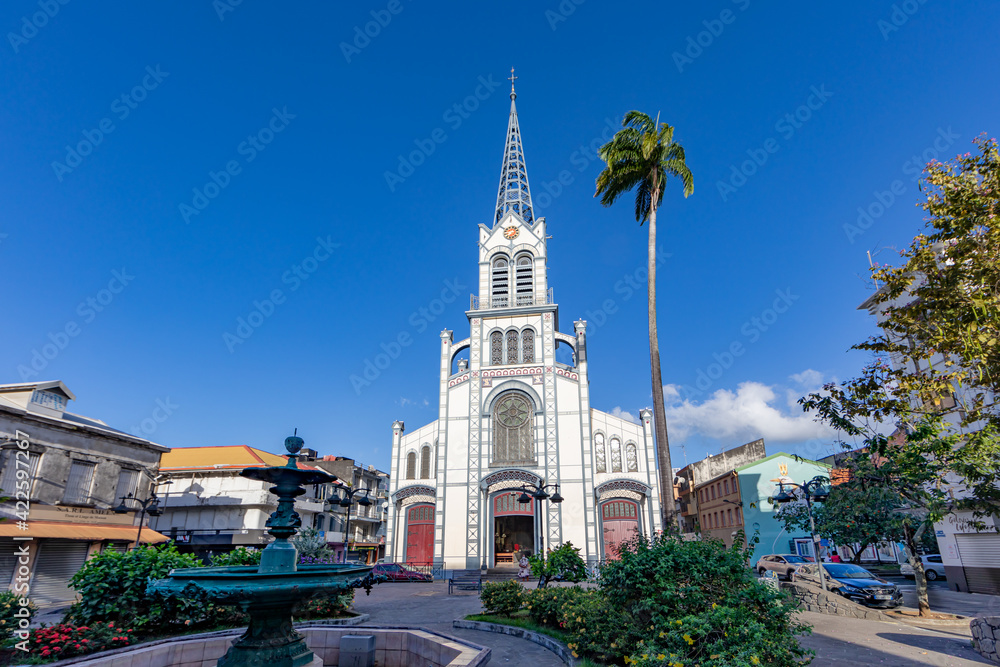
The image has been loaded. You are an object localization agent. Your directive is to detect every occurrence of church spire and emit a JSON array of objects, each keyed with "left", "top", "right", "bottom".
[{"left": 494, "top": 67, "right": 534, "bottom": 226}]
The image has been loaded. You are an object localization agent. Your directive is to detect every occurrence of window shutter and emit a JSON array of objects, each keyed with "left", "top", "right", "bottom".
[{"left": 64, "top": 461, "right": 96, "bottom": 503}]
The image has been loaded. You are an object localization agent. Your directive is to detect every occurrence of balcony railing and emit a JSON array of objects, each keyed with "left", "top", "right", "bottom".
[{"left": 470, "top": 289, "right": 554, "bottom": 311}]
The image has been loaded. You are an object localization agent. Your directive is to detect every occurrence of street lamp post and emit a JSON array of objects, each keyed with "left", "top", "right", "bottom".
[
  {"left": 335, "top": 486, "right": 372, "bottom": 563},
  {"left": 771, "top": 476, "right": 830, "bottom": 591},
  {"left": 514, "top": 482, "right": 563, "bottom": 580},
  {"left": 113, "top": 492, "right": 164, "bottom": 548}
]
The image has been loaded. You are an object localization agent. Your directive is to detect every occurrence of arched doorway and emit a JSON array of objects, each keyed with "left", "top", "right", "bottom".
[
  {"left": 404, "top": 504, "right": 434, "bottom": 565},
  {"left": 601, "top": 499, "right": 640, "bottom": 560},
  {"left": 493, "top": 490, "right": 534, "bottom": 566}
]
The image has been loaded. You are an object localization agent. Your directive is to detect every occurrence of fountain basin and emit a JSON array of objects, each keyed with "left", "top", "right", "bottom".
[
  {"left": 16, "top": 624, "right": 492, "bottom": 667},
  {"left": 150, "top": 564, "right": 373, "bottom": 607}
]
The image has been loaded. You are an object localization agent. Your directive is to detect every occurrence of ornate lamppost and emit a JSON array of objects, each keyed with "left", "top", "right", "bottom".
[
  {"left": 771, "top": 476, "right": 830, "bottom": 591},
  {"left": 113, "top": 492, "right": 164, "bottom": 548},
  {"left": 335, "top": 486, "right": 372, "bottom": 563},
  {"left": 515, "top": 482, "right": 563, "bottom": 556}
]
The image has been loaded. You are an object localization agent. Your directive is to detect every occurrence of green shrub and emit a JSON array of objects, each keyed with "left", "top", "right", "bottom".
[
  {"left": 67, "top": 543, "right": 206, "bottom": 632},
  {"left": 26, "top": 622, "right": 134, "bottom": 662},
  {"left": 556, "top": 588, "right": 630, "bottom": 664},
  {"left": 479, "top": 580, "right": 524, "bottom": 616},
  {"left": 209, "top": 546, "right": 262, "bottom": 567},
  {"left": 598, "top": 533, "right": 812, "bottom": 666},
  {"left": 291, "top": 527, "right": 335, "bottom": 561},
  {"left": 524, "top": 586, "right": 585, "bottom": 626},
  {"left": 0, "top": 591, "right": 37, "bottom": 640},
  {"left": 528, "top": 542, "right": 587, "bottom": 587}
]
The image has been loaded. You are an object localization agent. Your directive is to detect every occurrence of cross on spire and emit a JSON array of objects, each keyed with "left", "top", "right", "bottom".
[{"left": 508, "top": 67, "right": 517, "bottom": 100}]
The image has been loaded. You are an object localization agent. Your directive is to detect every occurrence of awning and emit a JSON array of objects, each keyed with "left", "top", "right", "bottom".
[{"left": 0, "top": 521, "right": 169, "bottom": 544}]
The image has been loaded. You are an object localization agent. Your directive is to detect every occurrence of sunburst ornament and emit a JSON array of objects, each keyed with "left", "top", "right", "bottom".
[{"left": 503, "top": 226, "right": 519, "bottom": 240}]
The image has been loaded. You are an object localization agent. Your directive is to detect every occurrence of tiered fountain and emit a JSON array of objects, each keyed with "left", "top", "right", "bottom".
[{"left": 149, "top": 434, "right": 372, "bottom": 667}]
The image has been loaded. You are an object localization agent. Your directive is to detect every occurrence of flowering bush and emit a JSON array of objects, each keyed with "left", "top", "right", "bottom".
[
  {"left": 296, "top": 590, "right": 354, "bottom": 619},
  {"left": 26, "top": 622, "right": 133, "bottom": 661},
  {"left": 0, "top": 591, "right": 37, "bottom": 640},
  {"left": 479, "top": 580, "right": 525, "bottom": 616},
  {"left": 524, "top": 586, "right": 585, "bottom": 627}
]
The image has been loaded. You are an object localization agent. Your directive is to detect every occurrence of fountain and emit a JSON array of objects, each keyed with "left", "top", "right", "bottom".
[{"left": 149, "top": 434, "right": 373, "bottom": 667}]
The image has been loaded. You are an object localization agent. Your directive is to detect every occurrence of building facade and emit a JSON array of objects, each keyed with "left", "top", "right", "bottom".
[
  {"left": 152, "top": 445, "right": 327, "bottom": 561},
  {"left": 385, "top": 88, "right": 665, "bottom": 572},
  {"left": 0, "top": 381, "right": 170, "bottom": 606},
  {"left": 305, "top": 454, "right": 389, "bottom": 564},
  {"left": 674, "top": 439, "right": 766, "bottom": 536},
  {"left": 736, "top": 452, "right": 831, "bottom": 565}
]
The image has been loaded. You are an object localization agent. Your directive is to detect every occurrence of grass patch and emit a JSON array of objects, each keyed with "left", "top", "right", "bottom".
[{"left": 465, "top": 612, "right": 570, "bottom": 643}]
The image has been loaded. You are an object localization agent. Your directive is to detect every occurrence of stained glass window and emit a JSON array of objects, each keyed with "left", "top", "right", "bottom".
[
  {"left": 491, "top": 331, "right": 504, "bottom": 365},
  {"left": 625, "top": 443, "right": 638, "bottom": 472},
  {"left": 405, "top": 452, "right": 416, "bottom": 480},
  {"left": 505, "top": 330, "right": 519, "bottom": 364},
  {"left": 493, "top": 392, "right": 534, "bottom": 464},
  {"left": 595, "top": 433, "right": 606, "bottom": 473},
  {"left": 610, "top": 438, "right": 622, "bottom": 473},
  {"left": 521, "top": 329, "right": 535, "bottom": 363}
]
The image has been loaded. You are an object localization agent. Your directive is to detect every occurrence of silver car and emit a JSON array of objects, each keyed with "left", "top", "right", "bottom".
[
  {"left": 900, "top": 554, "right": 946, "bottom": 581},
  {"left": 755, "top": 554, "right": 815, "bottom": 580}
]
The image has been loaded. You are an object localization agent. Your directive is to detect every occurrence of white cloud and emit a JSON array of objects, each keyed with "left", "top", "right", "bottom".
[
  {"left": 610, "top": 407, "right": 640, "bottom": 424},
  {"left": 789, "top": 369, "right": 824, "bottom": 389},
  {"left": 663, "top": 379, "right": 836, "bottom": 444}
]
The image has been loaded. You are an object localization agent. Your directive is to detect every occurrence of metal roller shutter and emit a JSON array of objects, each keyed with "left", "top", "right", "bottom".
[
  {"left": 955, "top": 533, "right": 1000, "bottom": 595},
  {"left": 0, "top": 540, "right": 18, "bottom": 590},
  {"left": 30, "top": 540, "right": 90, "bottom": 606}
]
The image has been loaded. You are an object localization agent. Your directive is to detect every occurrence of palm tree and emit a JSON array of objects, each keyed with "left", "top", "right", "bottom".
[{"left": 595, "top": 111, "right": 693, "bottom": 530}]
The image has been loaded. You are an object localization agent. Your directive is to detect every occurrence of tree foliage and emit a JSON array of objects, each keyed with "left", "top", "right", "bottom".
[
  {"left": 775, "top": 482, "right": 904, "bottom": 563},
  {"left": 800, "top": 135, "right": 1000, "bottom": 615},
  {"left": 528, "top": 541, "right": 587, "bottom": 588}
]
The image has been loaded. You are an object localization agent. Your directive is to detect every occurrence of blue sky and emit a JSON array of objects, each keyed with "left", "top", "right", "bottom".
[{"left": 4, "top": 1, "right": 999, "bottom": 471}]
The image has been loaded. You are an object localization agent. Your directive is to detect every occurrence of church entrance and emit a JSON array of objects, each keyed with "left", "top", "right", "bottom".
[
  {"left": 601, "top": 499, "right": 640, "bottom": 560},
  {"left": 404, "top": 504, "right": 434, "bottom": 565},
  {"left": 493, "top": 491, "right": 534, "bottom": 566}
]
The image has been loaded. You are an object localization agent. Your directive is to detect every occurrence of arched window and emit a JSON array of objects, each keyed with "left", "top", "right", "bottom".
[
  {"left": 625, "top": 442, "right": 639, "bottom": 472},
  {"left": 515, "top": 254, "right": 533, "bottom": 306},
  {"left": 521, "top": 329, "right": 535, "bottom": 364},
  {"left": 405, "top": 452, "right": 416, "bottom": 480},
  {"left": 594, "top": 433, "right": 607, "bottom": 473},
  {"left": 491, "top": 256, "right": 509, "bottom": 308},
  {"left": 491, "top": 331, "right": 504, "bottom": 365},
  {"left": 610, "top": 437, "right": 622, "bottom": 473},
  {"left": 505, "top": 330, "right": 519, "bottom": 364},
  {"left": 420, "top": 445, "right": 431, "bottom": 479},
  {"left": 492, "top": 391, "right": 534, "bottom": 464}
]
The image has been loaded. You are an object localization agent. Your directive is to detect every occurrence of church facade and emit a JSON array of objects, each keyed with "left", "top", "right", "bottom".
[{"left": 385, "top": 83, "right": 665, "bottom": 571}]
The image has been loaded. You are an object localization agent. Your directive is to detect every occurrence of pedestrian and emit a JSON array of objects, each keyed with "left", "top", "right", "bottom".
[
  {"left": 518, "top": 553, "right": 531, "bottom": 582},
  {"left": 831, "top": 550, "right": 842, "bottom": 563}
]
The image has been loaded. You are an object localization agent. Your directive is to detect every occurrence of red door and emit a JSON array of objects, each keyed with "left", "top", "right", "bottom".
[
  {"left": 405, "top": 504, "right": 434, "bottom": 565},
  {"left": 601, "top": 500, "right": 640, "bottom": 559}
]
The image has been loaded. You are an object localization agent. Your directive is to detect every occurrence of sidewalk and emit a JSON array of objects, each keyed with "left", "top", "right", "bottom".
[
  {"left": 798, "top": 611, "right": 989, "bottom": 666},
  {"left": 351, "top": 580, "right": 566, "bottom": 666}
]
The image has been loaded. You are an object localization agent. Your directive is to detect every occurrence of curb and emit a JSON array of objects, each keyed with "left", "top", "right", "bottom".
[{"left": 453, "top": 619, "right": 576, "bottom": 666}]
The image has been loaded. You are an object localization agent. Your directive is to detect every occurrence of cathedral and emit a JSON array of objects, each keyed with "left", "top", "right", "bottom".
[{"left": 385, "top": 80, "right": 665, "bottom": 572}]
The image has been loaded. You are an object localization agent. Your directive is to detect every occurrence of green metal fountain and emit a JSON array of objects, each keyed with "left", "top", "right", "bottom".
[{"left": 149, "top": 434, "right": 372, "bottom": 667}]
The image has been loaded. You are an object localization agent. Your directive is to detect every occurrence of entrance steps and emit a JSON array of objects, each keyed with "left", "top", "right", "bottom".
[{"left": 483, "top": 567, "right": 520, "bottom": 582}]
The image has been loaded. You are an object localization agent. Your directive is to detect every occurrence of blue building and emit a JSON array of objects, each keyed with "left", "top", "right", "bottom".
[{"left": 735, "top": 452, "right": 831, "bottom": 566}]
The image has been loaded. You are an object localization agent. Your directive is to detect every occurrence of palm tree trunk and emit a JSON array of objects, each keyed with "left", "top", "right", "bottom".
[{"left": 647, "top": 195, "right": 677, "bottom": 532}]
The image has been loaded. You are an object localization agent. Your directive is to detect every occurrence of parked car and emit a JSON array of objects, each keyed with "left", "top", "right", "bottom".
[
  {"left": 755, "top": 554, "right": 815, "bottom": 580},
  {"left": 371, "top": 562, "right": 432, "bottom": 582},
  {"left": 793, "top": 563, "right": 903, "bottom": 608},
  {"left": 900, "top": 554, "right": 946, "bottom": 581}
]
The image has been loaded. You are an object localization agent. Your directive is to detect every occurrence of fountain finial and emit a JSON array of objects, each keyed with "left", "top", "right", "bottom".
[{"left": 284, "top": 428, "right": 304, "bottom": 455}]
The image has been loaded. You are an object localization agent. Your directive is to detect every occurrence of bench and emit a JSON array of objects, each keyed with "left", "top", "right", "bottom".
[{"left": 448, "top": 569, "right": 483, "bottom": 595}]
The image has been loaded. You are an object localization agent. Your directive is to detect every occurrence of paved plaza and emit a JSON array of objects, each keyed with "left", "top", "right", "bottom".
[{"left": 354, "top": 580, "right": 996, "bottom": 666}]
